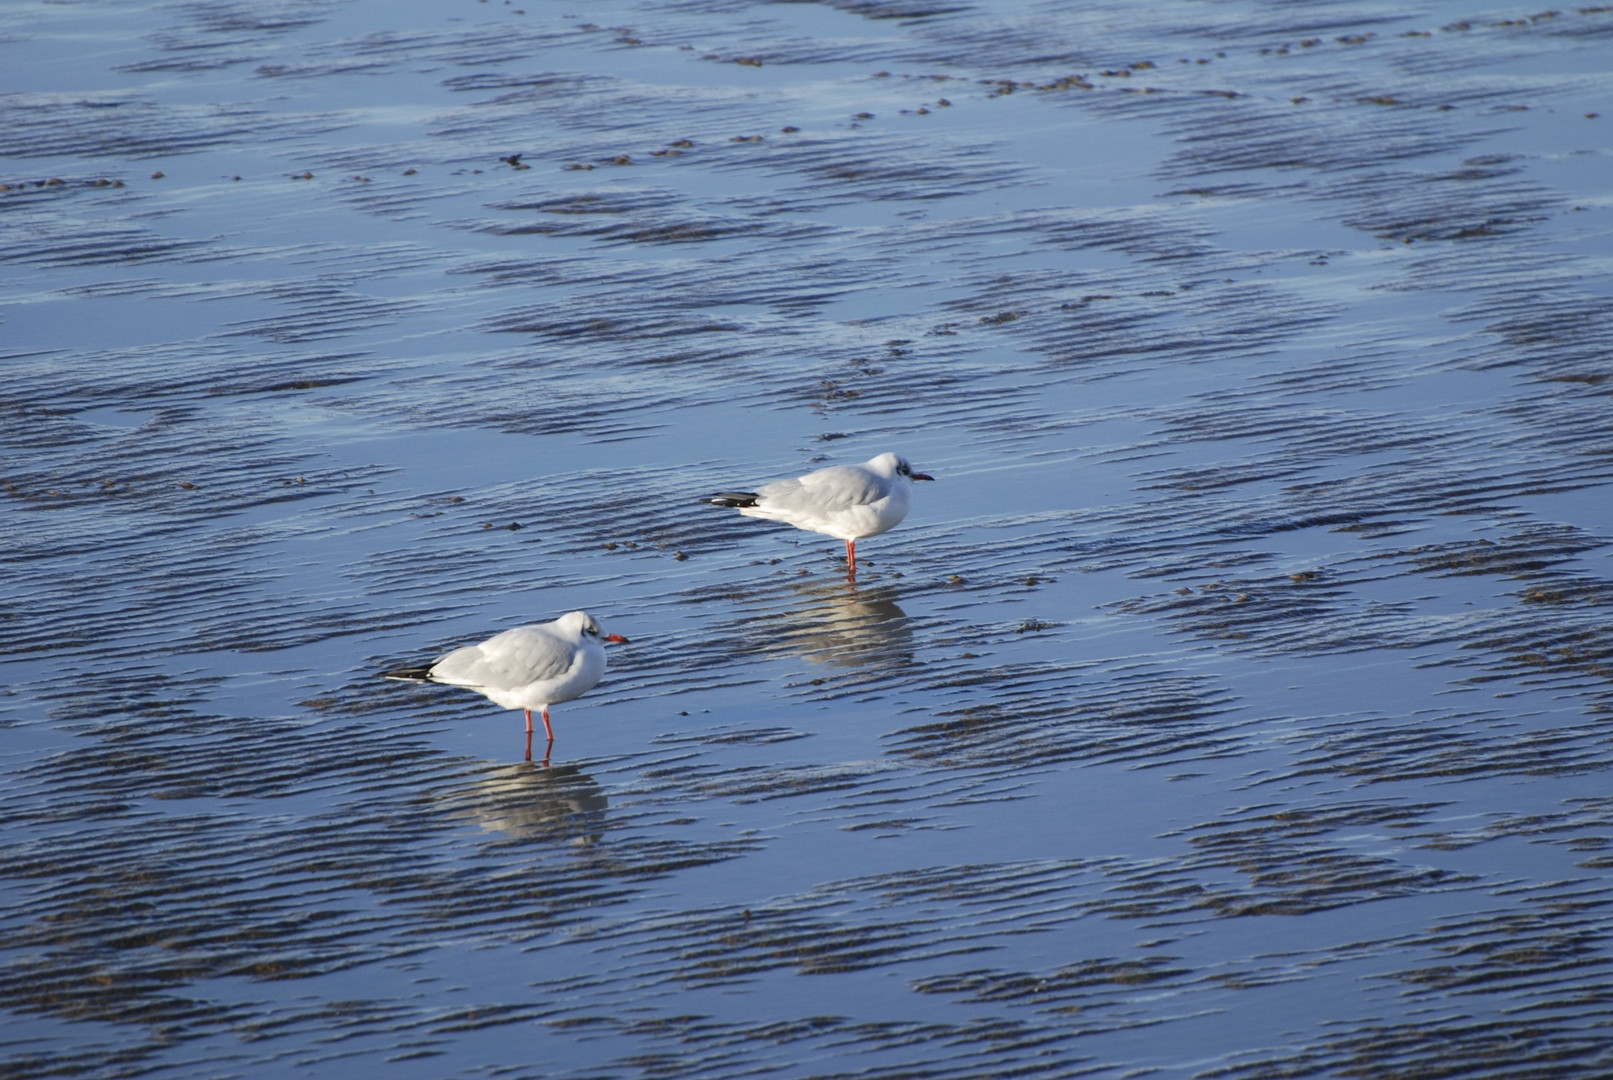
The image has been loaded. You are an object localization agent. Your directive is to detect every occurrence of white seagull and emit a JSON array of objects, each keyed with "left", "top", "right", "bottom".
[
  {"left": 383, "top": 611, "right": 628, "bottom": 759},
  {"left": 702, "top": 451, "right": 934, "bottom": 574}
]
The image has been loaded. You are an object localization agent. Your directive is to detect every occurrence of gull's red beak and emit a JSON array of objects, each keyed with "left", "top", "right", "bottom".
[
  {"left": 911, "top": 471, "right": 935, "bottom": 482},
  {"left": 605, "top": 633, "right": 630, "bottom": 645}
]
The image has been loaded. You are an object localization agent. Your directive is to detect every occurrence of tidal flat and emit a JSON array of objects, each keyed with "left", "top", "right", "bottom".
[{"left": 3, "top": 1, "right": 1613, "bottom": 1076}]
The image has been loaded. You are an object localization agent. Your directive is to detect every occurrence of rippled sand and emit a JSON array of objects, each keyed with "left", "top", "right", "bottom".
[{"left": 3, "top": 1, "right": 1612, "bottom": 1076}]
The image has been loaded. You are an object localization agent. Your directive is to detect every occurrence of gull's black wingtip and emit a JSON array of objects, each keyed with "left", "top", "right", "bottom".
[
  {"left": 381, "top": 665, "right": 434, "bottom": 682},
  {"left": 701, "top": 491, "right": 760, "bottom": 508}
]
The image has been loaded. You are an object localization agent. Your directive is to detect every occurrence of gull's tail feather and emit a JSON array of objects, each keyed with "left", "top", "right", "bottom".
[{"left": 702, "top": 491, "right": 760, "bottom": 508}]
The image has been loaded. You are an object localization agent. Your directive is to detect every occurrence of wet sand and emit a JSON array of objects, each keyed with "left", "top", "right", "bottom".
[{"left": 3, "top": 0, "right": 1613, "bottom": 1076}]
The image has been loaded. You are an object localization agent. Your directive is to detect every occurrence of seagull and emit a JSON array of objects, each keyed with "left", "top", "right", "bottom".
[
  {"left": 702, "top": 451, "right": 934, "bottom": 574},
  {"left": 382, "top": 610, "right": 628, "bottom": 760}
]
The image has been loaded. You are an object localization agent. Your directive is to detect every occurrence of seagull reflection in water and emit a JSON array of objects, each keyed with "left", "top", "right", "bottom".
[
  {"left": 442, "top": 761, "right": 608, "bottom": 847},
  {"left": 753, "top": 580, "right": 915, "bottom": 672}
]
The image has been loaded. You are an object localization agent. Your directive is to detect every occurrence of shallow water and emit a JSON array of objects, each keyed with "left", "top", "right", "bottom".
[{"left": 4, "top": 0, "right": 1613, "bottom": 1076}]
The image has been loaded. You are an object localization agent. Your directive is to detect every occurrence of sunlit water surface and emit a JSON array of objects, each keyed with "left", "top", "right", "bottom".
[{"left": 3, "top": 0, "right": 1613, "bottom": 1076}]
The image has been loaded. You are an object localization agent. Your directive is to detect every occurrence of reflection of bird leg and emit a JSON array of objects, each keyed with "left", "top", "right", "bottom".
[{"left": 522, "top": 722, "right": 555, "bottom": 765}]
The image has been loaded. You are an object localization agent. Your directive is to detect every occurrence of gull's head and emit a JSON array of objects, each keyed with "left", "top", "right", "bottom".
[
  {"left": 560, "top": 610, "right": 630, "bottom": 645},
  {"left": 868, "top": 452, "right": 934, "bottom": 483}
]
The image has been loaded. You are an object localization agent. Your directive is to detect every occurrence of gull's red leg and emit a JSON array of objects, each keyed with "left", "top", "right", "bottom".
[
  {"left": 540, "top": 707, "right": 555, "bottom": 741},
  {"left": 524, "top": 709, "right": 534, "bottom": 735},
  {"left": 845, "top": 538, "right": 857, "bottom": 574}
]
